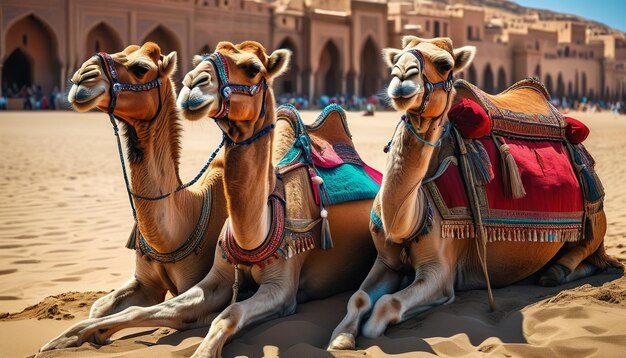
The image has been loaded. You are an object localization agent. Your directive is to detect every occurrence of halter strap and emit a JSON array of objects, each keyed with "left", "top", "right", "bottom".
[
  {"left": 202, "top": 52, "right": 268, "bottom": 121},
  {"left": 384, "top": 48, "right": 454, "bottom": 152},
  {"left": 201, "top": 52, "right": 273, "bottom": 147},
  {"left": 96, "top": 52, "right": 225, "bottom": 221}
]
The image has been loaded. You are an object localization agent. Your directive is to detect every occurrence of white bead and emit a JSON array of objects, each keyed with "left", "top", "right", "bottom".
[
  {"left": 320, "top": 209, "right": 328, "bottom": 218},
  {"left": 311, "top": 176, "right": 324, "bottom": 185}
]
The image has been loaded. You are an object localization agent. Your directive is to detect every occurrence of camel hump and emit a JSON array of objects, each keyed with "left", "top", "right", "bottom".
[
  {"left": 275, "top": 104, "right": 306, "bottom": 138},
  {"left": 454, "top": 78, "right": 566, "bottom": 140},
  {"left": 305, "top": 104, "right": 353, "bottom": 145}
]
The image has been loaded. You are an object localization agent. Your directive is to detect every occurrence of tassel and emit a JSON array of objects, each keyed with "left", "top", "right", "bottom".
[
  {"left": 580, "top": 165, "right": 603, "bottom": 202},
  {"left": 584, "top": 217, "right": 594, "bottom": 241},
  {"left": 320, "top": 208, "right": 333, "bottom": 250},
  {"left": 499, "top": 143, "right": 526, "bottom": 199},
  {"left": 466, "top": 141, "right": 494, "bottom": 185},
  {"left": 126, "top": 223, "right": 138, "bottom": 249}
]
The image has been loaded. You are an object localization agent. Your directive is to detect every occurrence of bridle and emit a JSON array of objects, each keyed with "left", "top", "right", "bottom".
[
  {"left": 201, "top": 52, "right": 275, "bottom": 146},
  {"left": 384, "top": 48, "right": 454, "bottom": 151},
  {"left": 95, "top": 52, "right": 224, "bottom": 221}
]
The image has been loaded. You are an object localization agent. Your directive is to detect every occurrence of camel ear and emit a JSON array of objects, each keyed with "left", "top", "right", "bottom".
[
  {"left": 159, "top": 51, "right": 177, "bottom": 77},
  {"left": 382, "top": 48, "right": 401, "bottom": 68},
  {"left": 193, "top": 55, "right": 204, "bottom": 67},
  {"left": 402, "top": 36, "right": 424, "bottom": 49},
  {"left": 266, "top": 49, "right": 291, "bottom": 79},
  {"left": 453, "top": 46, "right": 476, "bottom": 73}
]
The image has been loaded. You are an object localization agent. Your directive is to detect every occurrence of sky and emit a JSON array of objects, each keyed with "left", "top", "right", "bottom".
[{"left": 513, "top": 0, "right": 626, "bottom": 32}]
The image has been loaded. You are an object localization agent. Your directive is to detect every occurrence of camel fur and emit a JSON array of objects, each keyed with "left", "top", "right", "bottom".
[
  {"left": 40, "top": 42, "right": 229, "bottom": 351},
  {"left": 328, "top": 36, "right": 621, "bottom": 350},
  {"left": 175, "top": 40, "right": 376, "bottom": 357}
]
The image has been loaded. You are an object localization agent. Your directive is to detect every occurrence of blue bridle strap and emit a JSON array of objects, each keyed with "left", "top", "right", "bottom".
[
  {"left": 384, "top": 48, "right": 454, "bottom": 152},
  {"left": 96, "top": 52, "right": 225, "bottom": 221},
  {"left": 202, "top": 52, "right": 273, "bottom": 147}
]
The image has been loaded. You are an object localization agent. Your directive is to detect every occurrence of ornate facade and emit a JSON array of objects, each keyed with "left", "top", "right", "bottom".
[{"left": 1, "top": 0, "right": 625, "bottom": 103}]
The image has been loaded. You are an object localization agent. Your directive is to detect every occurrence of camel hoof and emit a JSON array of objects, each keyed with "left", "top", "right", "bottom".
[
  {"left": 539, "top": 264, "right": 571, "bottom": 287},
  {"left": 327, "top": 333, "right": 356, "bottom": 351}
]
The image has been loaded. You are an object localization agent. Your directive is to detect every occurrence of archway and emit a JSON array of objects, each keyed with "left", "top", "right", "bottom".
[
  {"left": 360, "top": 37, "right": 381, "bottom": 97},
  {"left": 316, "top": 41, "right": 342, "bottom": 97},
  {"left": 497, "top": 66, "right": 507, "bottom": 92},
  {"left": 581, "top": 72, "right": 587, "bottom": 98},
  {"left": 3, "top": 15, "right": 60, "bottom": 94},
  {"left": 567, "top": 81, "right": 573, "bottom": 99},
  {"left": 544, "top": 73, "right": 554, "bottom": 96},
  {"left": 2, "top": 48, "right": 32, "bottom": 94},
  {"left": 274, "top": 38, "right": 299, "bottom": 98},
  {"left": 86, "top": 22, "right": 123, "bottom": 58},
  {"left": 556, "top": 73, "right": 565, "bottom": 99},
  {"left": 483, "top": 64, "right": 495, "bottom": 94},
  {"left": 142, "top": 25, "right": 183, "bottom": 85},
  {"left": 467, "top": 64, "right": 477, "bottom": 85},
  {"left": 199, "top": 44, "right": 212, "bottom": 55}
]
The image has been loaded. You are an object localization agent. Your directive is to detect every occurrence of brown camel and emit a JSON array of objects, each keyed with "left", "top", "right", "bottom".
[
  {"left": 328, "top": 36, "right": 621, "bottom": 350},
  {"left": 175, "top": 41, "right": 376, "bottom": 357},
  {"left": 40, "top": 43, "right": 230, "bottom": 351}
]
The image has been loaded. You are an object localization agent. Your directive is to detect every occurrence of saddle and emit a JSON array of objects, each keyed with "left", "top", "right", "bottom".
[
  {"left": 275, "top": 104, "right": 381, "bottom": 206},
  {"left": 454, "top": 78, "right": 566, "bottom": 140}
]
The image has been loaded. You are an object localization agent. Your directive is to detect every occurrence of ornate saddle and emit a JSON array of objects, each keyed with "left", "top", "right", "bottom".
[
  {"left": 276, "top": 104, "right": 381, "bottom": 206},
  {"left": 454, "top": 78, "right": 566, "bottom": 140}
]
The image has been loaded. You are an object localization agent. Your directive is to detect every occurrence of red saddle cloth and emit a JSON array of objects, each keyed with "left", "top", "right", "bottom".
[{"left": 427, "top": 136, "right": 584, "bottom": 242}]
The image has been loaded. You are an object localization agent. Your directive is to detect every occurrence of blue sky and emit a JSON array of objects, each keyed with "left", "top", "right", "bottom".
[{"left": 514, "top": 0, "right": 626, "bottom": 32}]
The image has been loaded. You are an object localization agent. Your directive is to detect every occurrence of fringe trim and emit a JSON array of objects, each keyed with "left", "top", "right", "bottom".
[{"left": 441, "top": 222, "right": 583, "bottom": 242}]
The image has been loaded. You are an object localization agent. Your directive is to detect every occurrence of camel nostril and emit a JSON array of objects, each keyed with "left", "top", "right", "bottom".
[{"left": 191, "top": 73, "right": 210, "bottom": 89}]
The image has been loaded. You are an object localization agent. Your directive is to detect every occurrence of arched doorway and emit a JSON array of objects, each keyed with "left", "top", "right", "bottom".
[
  {"left": 567, "top": 81, "right": 573, "bottom": 99},
  {"left": 360, "top": 37, "right": 380, "bottom": 97},
  {"left": 3, "top": 15, "right": 60, "bottom": 94},
  {"left": 199, "top": 44, "right": 212, "bottom": 55},
  {"left": 581, "top": 72, "right": 587, "bottom": 98},
  {"left": 142, "top": 25, "right": 183, "bottom": 85},
  {"left": 316, "top": 41, "right": 342, "bottom": 97},
  {"left": 274, "top": 38, "right": 299, "bottom": 98},
  {"left": 483, "top": 64, "right": 495, "bottom": 94},
  {"left": 557, "top": 73, "right": 565, "bottom": 99},
  {"left": 545, "top": 73, "right": 554, "bottom": 96},
  {"left": 2, "top": 48, "right": 32, "bottom": 94},
  {"left": 497, "top": 66, "right": 507, "bottom": 92},
  {"left": 86, "top": 22, "right": 123, "bottom": 58},
  {"left": 467, "top": 64, "right": 477, "bottom": 85}
]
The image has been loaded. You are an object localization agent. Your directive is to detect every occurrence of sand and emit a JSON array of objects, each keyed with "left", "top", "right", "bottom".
[{"left": 0, "top": 109, "right": 625, "bottom": 357}]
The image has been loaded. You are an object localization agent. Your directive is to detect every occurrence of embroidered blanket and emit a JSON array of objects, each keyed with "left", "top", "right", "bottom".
[
  {"left": 454, "top": 78, "right": 566, "bottom": 140},
  {"left": 276, "top": 104, "right": 382, "bottom": 206},
  {"left": 426, "top": 135, "right": 602, "bottom": 242}
]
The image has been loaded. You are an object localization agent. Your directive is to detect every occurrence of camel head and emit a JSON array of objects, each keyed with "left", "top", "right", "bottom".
[
  {"left": 68, "top": 42, "right": 177, "bottom": 123},
  {"left": 178, "top": 41, "right": 290, "bottom": 142},
  {"left": 383, "top": 36, "right": 475, "bottom": 118}
]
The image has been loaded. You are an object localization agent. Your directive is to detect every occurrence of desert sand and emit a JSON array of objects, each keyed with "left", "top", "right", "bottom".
[{"left": 0, "top": 109, "right": 625, "bottom": 357}]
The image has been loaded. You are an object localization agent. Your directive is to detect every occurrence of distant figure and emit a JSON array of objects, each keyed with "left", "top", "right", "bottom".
[
  {"left": 0, "top": 95, "right": 7, "bottom": 110},
  {"left": 363, "top": 103, "right": 375, "bottom": 116}
]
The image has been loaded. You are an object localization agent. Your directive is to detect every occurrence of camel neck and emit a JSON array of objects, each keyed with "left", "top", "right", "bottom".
[
  {"left": 126, "top": 81, "right": 202, "bottom": 253},
  {"left": 222, "top": 107, "right": 277, "bottom": 251},
  {"left": 380, "top": 116, "right": 442, "bottom": 243}
]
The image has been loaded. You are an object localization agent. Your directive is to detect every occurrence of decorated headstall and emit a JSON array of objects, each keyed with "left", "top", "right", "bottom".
[
  {"left": 96, "top": 52, "right": 162, "bottom": 119},
  {"left": 201, "top": 52, "right": 268, "bottom": 121}
]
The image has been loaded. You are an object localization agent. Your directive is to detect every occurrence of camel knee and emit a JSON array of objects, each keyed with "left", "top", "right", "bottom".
[
  {"left": 348, "top": 290, "right": 372, "bottom": 315},
  {"left": 361, "top": 295, "right": 402, "bottom": 338}
]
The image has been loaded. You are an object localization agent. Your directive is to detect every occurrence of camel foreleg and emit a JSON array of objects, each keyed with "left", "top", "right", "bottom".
[
  {"left": 327, "top": 255, "right": 405, "bottom": 351},
  {"left": 89, "top": 277, "right": 166, "bottom": 318},
  {"left": 39, "top": 267, "right": 234, "bottom": 352},
  {"left": 361, "top": 261, "right": 454, "bottom": 338},
  {"left": 191, "top": 261, "right": 299, "bottom": 358}
]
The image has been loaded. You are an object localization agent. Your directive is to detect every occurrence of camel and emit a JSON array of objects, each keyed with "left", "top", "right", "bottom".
[
  {"left": 328, "top": 36, "right": 621, "bottom": 350},
  {"left": 40, "top": 42, "right": 230, "bottom": 351},
  {"left": 173, "top": 40, "right": 376, "bottom": 357}
]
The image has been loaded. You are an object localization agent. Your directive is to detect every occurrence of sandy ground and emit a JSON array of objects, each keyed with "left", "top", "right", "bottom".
[{"left": 0, "top": 109, "right": 625, "bottom": 357}]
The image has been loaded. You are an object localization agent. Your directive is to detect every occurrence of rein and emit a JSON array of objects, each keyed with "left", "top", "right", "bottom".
[
  {"left": 96, "top": 52, "right": 224, "bottom": 221},
  {"left": 384, "top": 48, "right": 453, "bottom": 153}
]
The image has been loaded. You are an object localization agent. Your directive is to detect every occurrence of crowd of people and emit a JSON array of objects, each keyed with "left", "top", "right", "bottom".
[
  {"left": 0, "top": 84, "right": 65, "bottom": 110},
  {"left": 275, "top": 93, "right": 386, "bottom": 113},
  {"left": 551, "top": 96, "right": 625, "bottom": 115}
]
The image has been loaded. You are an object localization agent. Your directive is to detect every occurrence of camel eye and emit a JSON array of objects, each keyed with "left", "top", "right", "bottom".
[
  {"left": 240, "top": 63, "right": 261, "bottom": 78},
  {"left": 130, "top": 65, "right": 149, "bottom": 77}
]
